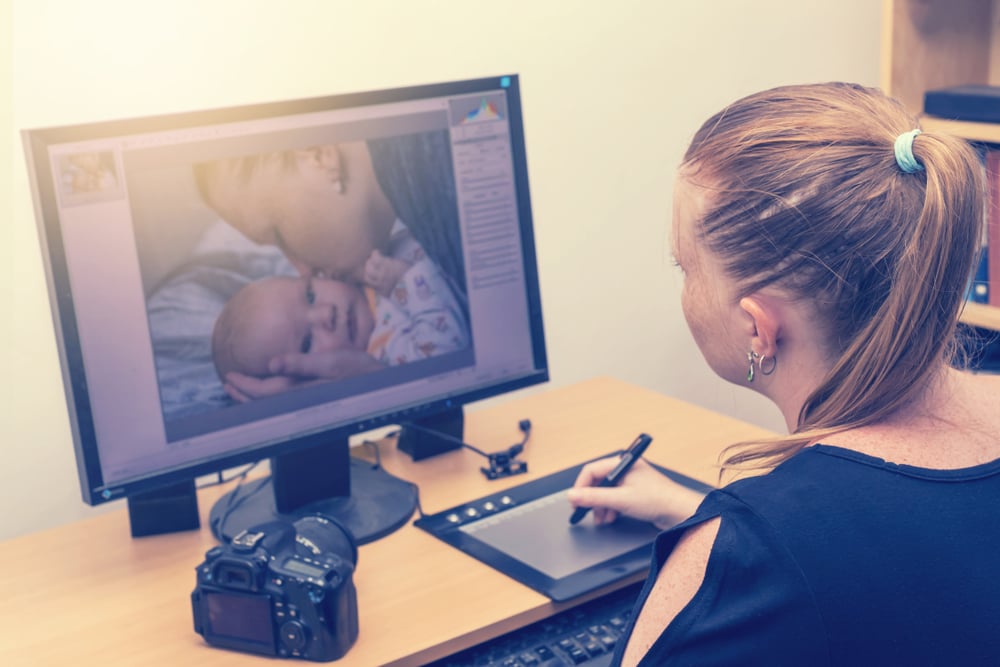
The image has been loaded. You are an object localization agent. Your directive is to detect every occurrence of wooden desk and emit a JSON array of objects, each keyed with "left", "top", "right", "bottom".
[{"left": 0, "top": 377, "right": 772, "bottom": 666}]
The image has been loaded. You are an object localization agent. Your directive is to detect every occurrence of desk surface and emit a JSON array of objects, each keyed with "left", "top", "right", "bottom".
[{"left": 0, "top": 377, "right": 772, "bottom": 667}]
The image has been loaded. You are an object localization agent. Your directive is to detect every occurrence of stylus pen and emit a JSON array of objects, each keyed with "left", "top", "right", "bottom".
[{"left": 569, "top": 433, "right": 653, "bottom": 525}]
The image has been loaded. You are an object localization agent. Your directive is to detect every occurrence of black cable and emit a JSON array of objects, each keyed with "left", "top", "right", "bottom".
[
  {"left": 197, "top": 460, "right": 259, "bottom": 490},
  {"left": 399, "top": 421, "right": 492, "bottom": 458},
  {"left": 208, "top": 462, "right": 270, "bottom": 541},
  {"left": 507, "top": 419, "right": 532, "bottom": 457},
  {"left": 400, "top": 419, "right": 532, "bottom": 465},
  {"left": 361, "top": 438, "right": 426, "bottom": 519}
]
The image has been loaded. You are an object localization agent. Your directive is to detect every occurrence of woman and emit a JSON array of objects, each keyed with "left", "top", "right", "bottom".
[{"left": 568, "top": 82, "right": 1000, "bottom": 665}]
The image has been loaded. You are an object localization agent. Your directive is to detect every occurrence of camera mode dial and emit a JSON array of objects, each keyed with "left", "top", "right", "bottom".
[{"left": 280, "top": 620, "right": 309, "bottom": 653}]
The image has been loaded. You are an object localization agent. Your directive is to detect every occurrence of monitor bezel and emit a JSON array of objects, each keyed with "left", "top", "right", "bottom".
[{"left": 23, "top": 74, "right": 548, "bottom": 506}]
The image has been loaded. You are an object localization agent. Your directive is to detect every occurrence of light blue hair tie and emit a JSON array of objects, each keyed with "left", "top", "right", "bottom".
[{"left": 894, "top": 129, "right": 923, "bottom": 174}]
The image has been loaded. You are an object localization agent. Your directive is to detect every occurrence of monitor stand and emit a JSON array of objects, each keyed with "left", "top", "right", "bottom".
[{"left": 208, "top": 434, "right": 418, "bottom": 545}]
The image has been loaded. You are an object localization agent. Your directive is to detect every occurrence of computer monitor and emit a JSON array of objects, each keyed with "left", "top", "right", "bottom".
[{"left": 23, "top": 74, "right": 548, "bottom": 543}]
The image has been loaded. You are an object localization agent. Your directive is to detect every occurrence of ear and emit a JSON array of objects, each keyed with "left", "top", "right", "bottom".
[
  {"left": 297, "top": 145, "right": 344, "bottom": 192},
  {"left": 738, "top": 295, "right": 780, "bottom": 359},
  {"left": 313, "top": 145, "right": 341, "bottom": 170}
]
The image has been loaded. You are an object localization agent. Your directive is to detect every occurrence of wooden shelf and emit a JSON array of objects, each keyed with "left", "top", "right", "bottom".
[
  {"left": 920, "top": 116, "right": 1000, "bottom": 144},
  {"left": 884, "top": 1, "right": 1000, "bottom": 332},
  {"left": 960, "top": 301, "right": 1000, "bottom": 330},
  {"left": 881, "top": 0, "right": 1000, "bottom": 117}
]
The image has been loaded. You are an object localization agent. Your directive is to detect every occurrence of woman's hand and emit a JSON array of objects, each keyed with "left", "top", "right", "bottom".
[
  {"left": 567, "top": 457, "right": 707, "bottom": 530},
  {"left": 363, "top": 249, "right": 411, "bottom": 297}
]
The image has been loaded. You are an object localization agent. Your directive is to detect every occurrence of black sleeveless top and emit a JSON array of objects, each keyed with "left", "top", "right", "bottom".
[{"left": 614, "top": 444, "right": 1000, "bottom": 666}]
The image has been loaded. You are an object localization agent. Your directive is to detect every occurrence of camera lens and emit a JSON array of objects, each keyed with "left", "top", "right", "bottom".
[{"left": 293, "top": 515, "right": 357, "bottom": 566}]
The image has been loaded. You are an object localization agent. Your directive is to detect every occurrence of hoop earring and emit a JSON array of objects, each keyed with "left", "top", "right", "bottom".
[
  {"left": 746, "top": 351, "right": 759, "bottom": 383},
  {"left": 329, "top": 145, "right": 347, "bottom": 195},
  {"left": 758, "top": 354, "right": 777, "bottom": 376},
  {"left": 333, "top": 145, "right": 346, "bottom": 195}
]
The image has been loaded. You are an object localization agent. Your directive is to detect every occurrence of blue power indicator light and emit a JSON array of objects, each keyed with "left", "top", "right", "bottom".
[
  {"left": 500, "top": 76, "right": 511, "bottom": 88},
  {"left": 101, "top": 489, "right": 112, "bottom": 500}
]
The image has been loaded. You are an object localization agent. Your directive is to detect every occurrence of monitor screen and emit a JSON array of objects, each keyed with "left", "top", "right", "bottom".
[{"left": 23, "top": 74, "right": 548, "bottom": 542}]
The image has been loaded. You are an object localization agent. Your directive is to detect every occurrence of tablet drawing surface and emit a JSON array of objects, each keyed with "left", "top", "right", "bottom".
[
  {"left": 414, "top": 456, "right": 714, "bottom": 600},
  {"left": 459, "top": 489, "right": 658, "bottom": 579}
]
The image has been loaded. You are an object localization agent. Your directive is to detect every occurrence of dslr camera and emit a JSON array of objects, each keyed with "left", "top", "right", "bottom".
[{"left": 192, "top": 515, "right": 359, "bottom": 661}]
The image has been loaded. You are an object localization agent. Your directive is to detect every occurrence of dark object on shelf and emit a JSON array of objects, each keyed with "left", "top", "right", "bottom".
[
  {"left": 924, "top": 85, "right": 1000, "bottom": 124},
  {"left": 957, "top": 323, "right": 1000, "bottom": 373}
]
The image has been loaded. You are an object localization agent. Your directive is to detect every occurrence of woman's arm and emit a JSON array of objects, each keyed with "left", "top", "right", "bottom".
[{"left": 620, "top": 518, "right": 720, "bottom": 666}]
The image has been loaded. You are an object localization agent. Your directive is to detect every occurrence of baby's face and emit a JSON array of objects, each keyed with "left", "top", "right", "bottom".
[{"left": 239, "top": 276, "right": 375, "bottom": 372}]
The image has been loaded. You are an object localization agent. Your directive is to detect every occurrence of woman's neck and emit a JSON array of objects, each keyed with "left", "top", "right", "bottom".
[{"left": 820, "top": 366, "right": 1000, "bottom": 468}]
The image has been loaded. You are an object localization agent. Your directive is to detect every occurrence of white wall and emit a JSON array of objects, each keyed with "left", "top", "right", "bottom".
[{"left": 2, "top": 0, "right": 882, "bottom": 541}]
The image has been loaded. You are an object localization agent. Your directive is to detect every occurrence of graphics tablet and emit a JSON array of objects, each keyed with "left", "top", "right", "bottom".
[{"left": 413, "top": 455, "right": 714, "bottom": 601}]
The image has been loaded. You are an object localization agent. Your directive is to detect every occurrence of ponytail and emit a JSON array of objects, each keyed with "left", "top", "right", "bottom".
[{"left": 681, "top": 83, "right": 986, "bottom": 475}]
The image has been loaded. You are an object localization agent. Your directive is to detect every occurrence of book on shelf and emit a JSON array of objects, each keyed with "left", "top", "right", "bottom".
[
  {"left": 969, "top": 246, "right": 989, "bottom": 304},
  {"left": 924, "top": 85, "right": 1000, "bottom": 125},
  {"left": 988, "top": 149, "right": 1000, "bottom": 307},
  {"left": 966, "top": 147, "right": 995, "bottom": 304}
]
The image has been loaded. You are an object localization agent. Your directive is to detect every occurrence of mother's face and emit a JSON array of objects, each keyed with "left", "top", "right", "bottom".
[
  {"left": 205, "top": 143, "right": 394, "bottom": 282},
  {"left": 672, "top": 174, "right": 747, "bottom": 386}
]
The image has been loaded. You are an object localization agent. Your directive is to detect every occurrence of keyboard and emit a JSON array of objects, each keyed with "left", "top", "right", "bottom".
[{"left": 426, "top": 581, "right": 642, "bottom": 667}]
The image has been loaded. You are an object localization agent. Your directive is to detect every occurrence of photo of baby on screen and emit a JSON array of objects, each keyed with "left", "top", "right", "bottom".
[
  {"left": 129, "top": 129, "right": 472, "bottom": 438},
  {"left": 211, "top": 232, "right": 470, "bottom": 400},
  {"left": 56, "top": 150, "right": 123, "bottom": 206}
]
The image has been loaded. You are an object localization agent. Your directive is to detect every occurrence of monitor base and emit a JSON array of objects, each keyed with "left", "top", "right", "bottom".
[{"left": 208, "top": 457, "right": 418, "bottom": 545}]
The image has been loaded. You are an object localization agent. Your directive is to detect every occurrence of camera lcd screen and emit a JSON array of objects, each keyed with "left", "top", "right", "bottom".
[{"left": 206, "top": 592, "right": 274, "bottom": 646}]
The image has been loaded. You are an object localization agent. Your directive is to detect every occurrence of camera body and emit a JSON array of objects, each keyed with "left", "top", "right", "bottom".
[{"left": 192, "top": 515, "right": 359, "bottom": 662}]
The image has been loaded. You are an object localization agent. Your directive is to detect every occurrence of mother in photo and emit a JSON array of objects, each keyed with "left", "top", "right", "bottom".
[{"left": 194, "top": 132, "right": 467, "bottom": 399}]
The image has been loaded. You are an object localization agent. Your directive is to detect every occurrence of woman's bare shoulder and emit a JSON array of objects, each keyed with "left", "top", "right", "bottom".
[{"left": 620, "top": 517, "right": 721, "bottom": 667}]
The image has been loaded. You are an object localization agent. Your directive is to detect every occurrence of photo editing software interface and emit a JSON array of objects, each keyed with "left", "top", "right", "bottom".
[{"left": 24, "top": 75, "right": 548, "bottom": 516}]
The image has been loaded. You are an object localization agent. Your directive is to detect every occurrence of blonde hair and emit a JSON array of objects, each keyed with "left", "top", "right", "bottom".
[
  {"left": 682, "top": 82, "right": 987, "bottom": 473},
  {"left": 193, "top": 151, "right": 299, "bottom": 212}
]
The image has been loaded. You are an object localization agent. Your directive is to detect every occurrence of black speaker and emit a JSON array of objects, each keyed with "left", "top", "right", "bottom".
[
  {"left": 398, "top": 408, "right": 464, "bottom": 461},
  {"left": 127, "top": 479, "right": 201, "bottom": 537}
]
